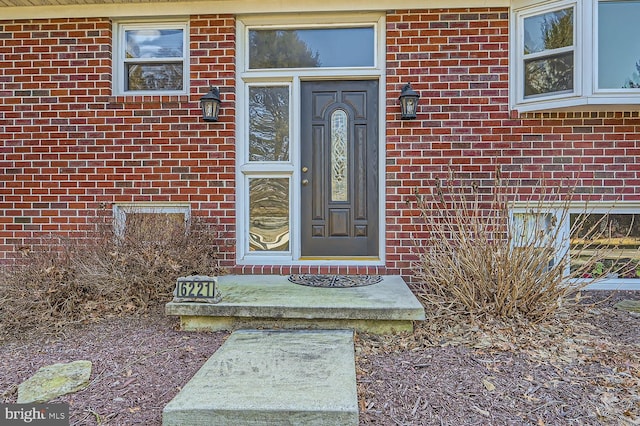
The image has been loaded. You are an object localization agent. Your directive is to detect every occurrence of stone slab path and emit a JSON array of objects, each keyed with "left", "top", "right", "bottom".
[{"left": 163, "top": 329, "right": 358, "bottom": 426}]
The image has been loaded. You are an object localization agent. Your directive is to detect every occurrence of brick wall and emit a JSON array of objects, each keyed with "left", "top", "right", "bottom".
[
  {"left": 385, "top": 9, "right": 640, "bottom": 278},
  {"left": 1, "top": 10, "right": 639, "bottom": 279},
  {"left": 0, "top": 16, "right": 237, "bottom": 265}
]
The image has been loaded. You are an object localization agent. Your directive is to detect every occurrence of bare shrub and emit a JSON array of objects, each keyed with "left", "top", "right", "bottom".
[
  {"left": 0, "top": 214, "right": 225, "bottom": 339},
  {"left": 80, "top": 212, "right": 225, "bottom": 311},
  {"left": 411, "top": 169, "right": 634, "bottom": 323},
  {"left": 0, "top": 236, "right": 97, "bottom": 336}
]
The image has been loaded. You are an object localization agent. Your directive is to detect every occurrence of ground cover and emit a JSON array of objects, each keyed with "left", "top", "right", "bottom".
[{"left": 0, "top": 291, "right": 637, "bottom": 425}]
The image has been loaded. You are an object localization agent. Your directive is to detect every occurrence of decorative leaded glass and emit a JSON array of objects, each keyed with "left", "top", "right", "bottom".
[{"left": 331, "top": 110, "right": 348, "bottom": 202}]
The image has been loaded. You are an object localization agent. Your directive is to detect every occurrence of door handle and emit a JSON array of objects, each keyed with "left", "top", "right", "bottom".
[{"left": 302, "top": 179, "right": 309, "bottom": 186}]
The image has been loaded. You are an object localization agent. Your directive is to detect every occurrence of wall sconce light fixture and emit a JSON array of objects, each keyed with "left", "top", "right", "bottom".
[
  {"left": 398, "top": 83, "right": 420, "bottom": 120},
  {"left": 200, "top": 86, "right": 221, "bottom": 122}
]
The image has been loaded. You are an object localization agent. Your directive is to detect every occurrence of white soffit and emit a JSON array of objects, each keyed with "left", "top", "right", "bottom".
[{"left": 1, "top": 0, "right": 510, "bottom": 20}]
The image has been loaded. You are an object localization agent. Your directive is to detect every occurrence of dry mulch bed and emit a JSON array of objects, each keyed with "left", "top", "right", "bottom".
[
  {"left": 0, "top": 309, "right": 226, "bottom": 425},
  {"left": 1, "top": 291, "right": 638, "bottom": 425}
]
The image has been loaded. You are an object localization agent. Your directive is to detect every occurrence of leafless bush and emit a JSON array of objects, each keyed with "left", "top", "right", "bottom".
[
  {"left": 0, "top": 213, "right": 225, "bottom": 339},
  {"left": 411, "top": 169, "right": 633, "bottom": 323}
]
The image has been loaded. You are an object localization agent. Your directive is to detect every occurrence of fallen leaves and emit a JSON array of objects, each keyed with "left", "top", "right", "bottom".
[{"left": 357, "top": 291, "right": 640, "bottom": 425}]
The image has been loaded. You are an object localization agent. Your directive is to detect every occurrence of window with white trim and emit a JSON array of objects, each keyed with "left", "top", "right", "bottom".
[
  {"left": 114, "top": 21, "right": 189, "bottom": 95},
  {"left": 512, "top": 205, "right": 640, "bottom": 290},
  {"left": 511, "top": 0, "right": 640, "bottom": 111},
  {"left": 113, "top": 203, "right": 191, "bottom": 237},
  {"left": 521, "top": 5, "right": 575, "bottom": 99}
]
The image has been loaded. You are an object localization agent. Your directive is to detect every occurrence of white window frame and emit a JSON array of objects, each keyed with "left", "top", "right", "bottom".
[
  {"left": 511, "top": 203, "right": 640, "bottom": 290},
  {"left": 235, "top": 13, "right": 386, "bottom": 266},
  {"left": 113, "top": 203, "right": 191, "bottom": 237},
  {"left": 511, "top": 0, "right": 640, "bottom": 112},
  {"left": 113, "top": 19, "right": 189, "bottom": 96},
  {"left": 514, "top": 1, "right": 580, "bottom": 105}
]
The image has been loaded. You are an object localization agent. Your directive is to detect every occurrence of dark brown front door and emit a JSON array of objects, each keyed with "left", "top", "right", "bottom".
[{"left": 300, "top": 80, "right": 379, "bottom": 257}]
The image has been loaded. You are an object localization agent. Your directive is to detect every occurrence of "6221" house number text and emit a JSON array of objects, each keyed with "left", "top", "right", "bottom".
[{"left": 175, "top": 280, "right": 216, "bottom": 299}]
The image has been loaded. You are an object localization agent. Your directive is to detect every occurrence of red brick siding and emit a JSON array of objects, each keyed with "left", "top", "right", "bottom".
[
  {"left": 1, "top": 10, "right": 640, "bottom": 280},
  {"left": 385, "top": 9, "right": 640, "bottom": 278},
  {"left": 0, "top": 16, "right": 237, "bottom": 266}
]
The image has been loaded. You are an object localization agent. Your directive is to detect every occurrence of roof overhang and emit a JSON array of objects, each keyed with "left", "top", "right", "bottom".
[{"left": 1, "top": 0, "right": 510, "bottom": 20}]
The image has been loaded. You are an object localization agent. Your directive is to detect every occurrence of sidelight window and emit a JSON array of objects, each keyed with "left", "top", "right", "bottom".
[
  {"left": 249, "top": 178, "right": 290, "bottom": 252},
  {"left": 249, "top": 86, "right": 291, "bottom": 162}
]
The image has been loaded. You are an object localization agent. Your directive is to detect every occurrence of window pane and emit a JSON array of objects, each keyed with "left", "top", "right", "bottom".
[
  {"left": 124, "top": 212, "right": 186, "bottom": 240},
  {"left": 249, "top": 27, "right": 374, "bottom": 69},
  {"left": 512, "top": 213, "right": 555, "bottom": 246},
  {"left": 598, "top": 1, "right": 640, "bottom": 89},
  {"left": 126, "top": 63, "right": 183, "bottom": 91},
  {"left": 126, "top": 29, "right": 184, "bottom": 58},
  {"left": 114, "top": 205, "right": 190, "bottom": 239},
  {"left": 125, "top": 212, "right": 186, "bottom": 227},
  {"left": 249, "top": 87, "right": 290, "bottom": 161},
  {"left": 571, "top": 213, "right": 640, "bottom": 279},
  {"left": 524, "top": 52, "right": 573, "bottom": 97},
  {"left": 511, "top": 213, "right": 557, "bottom": 271},
  {"left": 249, "top": 178, "right": 290, "bottom": 251},
  {"left": 523, "top": 8, "right": 573, "bottom": 54}
]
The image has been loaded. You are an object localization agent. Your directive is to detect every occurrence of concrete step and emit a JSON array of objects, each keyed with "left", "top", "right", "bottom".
[
  {"left": 162, "top": 329, "right": 358, "bottom": 426},
  {"left": 165, "top": 274, "right": 425, "bottom": 334}
]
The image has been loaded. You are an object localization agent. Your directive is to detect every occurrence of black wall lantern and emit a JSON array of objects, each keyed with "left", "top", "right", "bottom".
[
  {"left": 200, "top": 86, "right": 221, "bottom": 122},
  {"left": 398, "top": 83, "right": 420, "bottom": 120}
]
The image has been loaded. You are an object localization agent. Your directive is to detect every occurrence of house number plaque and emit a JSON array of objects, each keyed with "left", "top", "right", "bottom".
[{"left": 173, "top": 275, "right": 221, "bottom": 303}]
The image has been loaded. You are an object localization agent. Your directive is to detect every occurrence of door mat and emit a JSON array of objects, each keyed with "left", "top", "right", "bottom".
[{"left": 288, "top": 274, "right": 383, "bottom": 288}]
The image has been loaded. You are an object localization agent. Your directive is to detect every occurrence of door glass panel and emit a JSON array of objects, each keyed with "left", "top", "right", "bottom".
[
  {"left": 331, "top": 110, "right": 348, "bottom": 202},
  {"left": 249, "top": 27, "right": 374, "bottom": 69},
  {"left": 249, "top": 86, "right": 290, "bottom": 161},
  {"left": 249, "top": 178, "right": 290, "bottom": 251},
  {"left": 598, "top": 1, "right": 640, "bottom": 89}
]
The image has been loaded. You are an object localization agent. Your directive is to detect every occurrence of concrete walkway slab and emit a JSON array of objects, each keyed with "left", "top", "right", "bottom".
[
  {"left": 166, "top": 275, "right": 425, "bottom": 334},
  {"left": 163, "top": 329, "right": 358, "bottom": 426}
]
